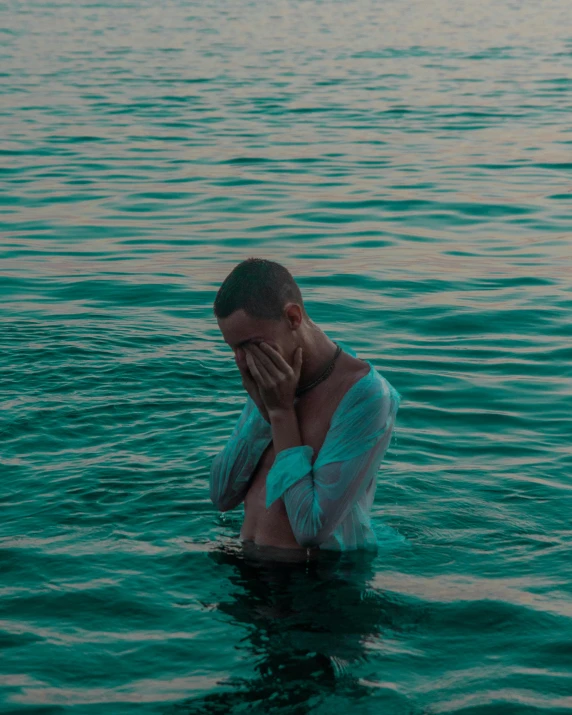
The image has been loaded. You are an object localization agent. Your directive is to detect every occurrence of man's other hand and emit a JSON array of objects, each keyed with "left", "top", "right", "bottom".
[{"left": 235, "top": 347, "right": 270, "bottom": 423}]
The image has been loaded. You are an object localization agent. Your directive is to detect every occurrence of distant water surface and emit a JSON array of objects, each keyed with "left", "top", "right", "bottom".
[{"left": 1, "top": 0, "right": 572, "bottom": 713}]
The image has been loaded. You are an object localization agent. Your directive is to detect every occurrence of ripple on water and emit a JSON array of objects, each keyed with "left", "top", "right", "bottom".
[{"left": 2, "top": 0, "right": 572, "bottom": 712}]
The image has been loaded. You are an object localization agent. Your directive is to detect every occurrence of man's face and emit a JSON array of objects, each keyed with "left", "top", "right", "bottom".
[{"left": 217, "top": 309, "right": 292, "bottom": 372}]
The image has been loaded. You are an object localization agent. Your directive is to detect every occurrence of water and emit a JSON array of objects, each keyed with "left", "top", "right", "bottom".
[{"left": 2, "top": 0, "right": 572, "bottom": 712}]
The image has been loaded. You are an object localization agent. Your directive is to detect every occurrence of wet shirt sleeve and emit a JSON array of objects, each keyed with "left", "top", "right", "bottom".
[
  {"left": 209, "top": 396, "right": 272, "bottom": 511},
  {"left": 264, "top": 373, "right": 400, "bottom": 548}
]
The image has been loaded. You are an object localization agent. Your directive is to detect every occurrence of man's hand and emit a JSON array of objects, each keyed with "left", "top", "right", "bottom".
[
  {"left": 244, "top": 342, "right": 303, "bottom": 417},
  {"left": 235, "top": 347, "right": 270, "bottom": 423}
]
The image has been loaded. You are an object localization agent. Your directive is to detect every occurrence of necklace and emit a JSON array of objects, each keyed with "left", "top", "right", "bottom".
[{"left": 295, "top": 342, "right": 342, "bottom": 398}]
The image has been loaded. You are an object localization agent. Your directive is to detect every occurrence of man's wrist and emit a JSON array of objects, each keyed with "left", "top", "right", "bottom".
[
  {"left": 268, "top": 406, "right": 296, "bottom": 422},
  {"left": 268, "top": 405, "right": 302, "bottom": 453}
]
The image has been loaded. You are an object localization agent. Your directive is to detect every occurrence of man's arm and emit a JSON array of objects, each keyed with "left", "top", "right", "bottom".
[
  {"left": 209, "top": 396, "right": 271, "bottom": 512},
  {"left": 265, "top": 375, "right": 400, "bottom": 548},
  {"left": 268, "top": 406, "right": 302, "bottom": 453}
]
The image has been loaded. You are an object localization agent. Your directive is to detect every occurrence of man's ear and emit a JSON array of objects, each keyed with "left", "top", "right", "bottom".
[{"left": 283, "top": 303, "right": 302, "bottom": 330}]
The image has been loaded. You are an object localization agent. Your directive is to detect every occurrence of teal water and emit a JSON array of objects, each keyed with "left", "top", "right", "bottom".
[{"left": 2, "top": 0, "right": 572, "bottom": 712}]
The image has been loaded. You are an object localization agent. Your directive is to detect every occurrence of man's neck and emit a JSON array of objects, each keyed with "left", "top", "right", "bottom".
[{"left": 297, "top": 326, "right": 339, "bottom": 389}]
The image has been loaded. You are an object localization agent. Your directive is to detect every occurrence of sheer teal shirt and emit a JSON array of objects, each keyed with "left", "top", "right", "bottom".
[{"left": 209, "top": 342, "right": 401, "bottom": 551}]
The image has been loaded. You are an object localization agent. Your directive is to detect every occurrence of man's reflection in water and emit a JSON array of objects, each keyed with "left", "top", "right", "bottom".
[{"left": 181, "top": 539, "right": 409, "bottom": 714}]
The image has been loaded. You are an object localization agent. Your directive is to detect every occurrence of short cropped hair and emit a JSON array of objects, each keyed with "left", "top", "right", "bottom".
[{"left": 213, "top": 258, "right": 307, "bottom": 321}]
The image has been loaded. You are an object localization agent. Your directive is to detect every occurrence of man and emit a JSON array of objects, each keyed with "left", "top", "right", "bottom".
[{"left": 209, "top": 258, "right": 401, "bottom": 554}]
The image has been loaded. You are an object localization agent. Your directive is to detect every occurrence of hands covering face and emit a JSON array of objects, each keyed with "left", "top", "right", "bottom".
[{"left": 243, "top": 342, "right": 303, "bottom": 415}]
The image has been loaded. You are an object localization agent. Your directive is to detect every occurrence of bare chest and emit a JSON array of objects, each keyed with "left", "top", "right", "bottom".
[
  {"left": 251, "top": 397, "right": 330, "bottom": 483},
  {"left": 240, "top": 380, "right": 347, "bottom": 546}
]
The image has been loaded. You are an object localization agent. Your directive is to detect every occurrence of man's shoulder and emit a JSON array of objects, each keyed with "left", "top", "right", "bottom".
[
  {"left": 336, "top": 354, "right": 375, "bottom": 400},
  {"left": 340, "top": 353, "right": 371, "bottom": 385},
  {"left": 337, "top": 354, "right": 396, "bottom": 413}
]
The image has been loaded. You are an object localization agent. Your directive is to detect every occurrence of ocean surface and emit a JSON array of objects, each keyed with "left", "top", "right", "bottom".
[{"left": 2, "top": 0, "right": 571, "bottom": 712}]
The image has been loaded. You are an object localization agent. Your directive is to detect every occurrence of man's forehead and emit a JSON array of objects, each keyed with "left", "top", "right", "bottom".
[
  {"left": 223, "top": 334, "right": 265, "bottom": 350},
  {"left": 217, "top": 311, "right": 268, "bottom": 347}
]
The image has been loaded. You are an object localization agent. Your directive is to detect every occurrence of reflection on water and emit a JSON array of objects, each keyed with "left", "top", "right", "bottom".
[{"left": 181, "top": 542, "right": 412, "bottom": 714}]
